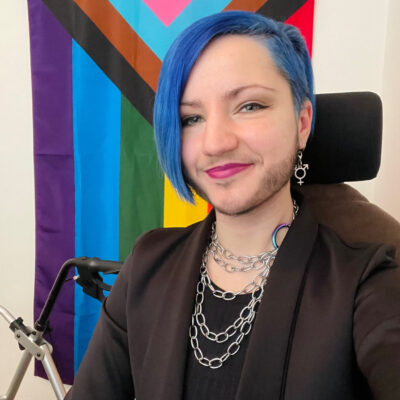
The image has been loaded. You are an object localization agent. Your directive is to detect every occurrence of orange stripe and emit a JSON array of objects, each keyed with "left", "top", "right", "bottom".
[
  {"left": 74, "top": 0, "right": 161, "bottom": 92},
  {"left": 224, "top": 0, "right": 268, "bottom": 11}
]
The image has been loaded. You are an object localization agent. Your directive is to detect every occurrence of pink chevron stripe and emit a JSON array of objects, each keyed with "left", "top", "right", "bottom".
[{"left": 142, "top": 0, "right": 192, "bottom": 26}]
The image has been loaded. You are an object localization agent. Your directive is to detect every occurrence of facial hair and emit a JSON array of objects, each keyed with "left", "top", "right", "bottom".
[{"left": 185, "top": 141, "right": 298, "bottom": 217}]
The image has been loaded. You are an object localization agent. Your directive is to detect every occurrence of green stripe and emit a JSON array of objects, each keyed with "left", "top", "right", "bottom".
[{"left": 119, "top": 95, "right": 164, "bottom": 260}]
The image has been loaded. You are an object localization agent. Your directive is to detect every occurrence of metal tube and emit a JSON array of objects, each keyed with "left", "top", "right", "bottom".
[
  {"left": 41, "top": 344, "right": 67, "bottom": 400},
  {"left": 34, "top": 259, "right": 77, "bottom": 331},
  {"left": 0, "top": 350, "right": 33, "bottom": 400},
  {"left": 0, "top": 306, "right": 16, "bottom": 325},
  {"left": 35, "top": 257, "right": 122, "bottom": 331}
]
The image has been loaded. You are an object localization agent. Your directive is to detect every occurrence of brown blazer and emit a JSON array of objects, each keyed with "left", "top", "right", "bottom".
[{"left": 66, "top": 195, "right": 400, "bottom": 400}]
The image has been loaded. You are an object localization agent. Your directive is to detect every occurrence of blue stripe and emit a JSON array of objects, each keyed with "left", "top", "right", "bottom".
[
  {"left": 108, "top": 0, "right": 231, "bottom": 59},
  {"left": 73, "top": 41, "right": 121, "bottom": 373}
]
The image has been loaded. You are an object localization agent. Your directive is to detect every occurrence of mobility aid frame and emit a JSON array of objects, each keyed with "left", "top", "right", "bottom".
[{"left": 0, "top": 257, "right": 122, "bottom": 400}]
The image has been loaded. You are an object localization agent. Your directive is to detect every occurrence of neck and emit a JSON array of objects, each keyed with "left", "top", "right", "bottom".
[{"left": 214, "top": 183, "right": 294, "bottom": 256}]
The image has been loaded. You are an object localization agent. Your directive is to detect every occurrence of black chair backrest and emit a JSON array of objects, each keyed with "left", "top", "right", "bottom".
[
  {"left": 300, "top": 92, "right": 382, "bottom": 184},
  {"left": 295, "top": 92, "right": 399, "bottom": 264}
]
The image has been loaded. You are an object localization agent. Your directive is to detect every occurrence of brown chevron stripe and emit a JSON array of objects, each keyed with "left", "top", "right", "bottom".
[
  {"left": 76, "top": 0, "right": 268, "bottom": 94},
  {"left": 75, "top": 0, "right": 161, "bottom": 92},
  {"left": 41, "top": 0, "right": 154, "bottom": 124},
  {"left": 257, "top": 0, "right": 307, "bottom": 21},
  {"left": 224, "top": 0, "right": 267, "bottom": 12}
]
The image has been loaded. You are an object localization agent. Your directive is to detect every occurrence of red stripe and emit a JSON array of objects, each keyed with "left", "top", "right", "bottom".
[{"left": 285, "top": 0, "right": 315, "bottom": 57}]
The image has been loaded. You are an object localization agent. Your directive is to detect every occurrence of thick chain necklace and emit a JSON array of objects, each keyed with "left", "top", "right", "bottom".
[
  {"left": 204, "top": 246, "right": 277, "bottom": 299},
  {"left": 189, "top": 200, "right": 299, "bottom": 369},
  {"left": 209, "top": 223, "right": 277, "bottom": 273},
  {"left": 189, "top": 249, "right": 272, "bottom": 369},
  {"left": 209, "top": 199, "right": 298, "bottom": 274}
]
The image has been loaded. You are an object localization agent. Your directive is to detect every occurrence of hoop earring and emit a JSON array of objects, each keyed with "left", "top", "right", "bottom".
[{"left": 294, "top": 150, "right": 309, "bottom": 186}]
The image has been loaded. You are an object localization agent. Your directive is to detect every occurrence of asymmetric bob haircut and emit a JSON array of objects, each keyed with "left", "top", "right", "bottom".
[{"left": 153, "top": 11, "right": 315, "bottom": 202}]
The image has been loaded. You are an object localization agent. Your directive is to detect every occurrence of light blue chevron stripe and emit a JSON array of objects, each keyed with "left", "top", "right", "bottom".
[
  {"left": 108, "top": 0, "right": 231, "bottom": 60},
  {"left": 72, "top": 40, "right": 120, "bottom": 373}
]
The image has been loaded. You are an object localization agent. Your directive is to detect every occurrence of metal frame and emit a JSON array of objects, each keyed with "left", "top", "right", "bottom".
[
  {"left": 0, "top": 306, "right": 66, "bottom": 400},
  {"left": 0, "top": 257, "right": 122, "bottom": 400}
]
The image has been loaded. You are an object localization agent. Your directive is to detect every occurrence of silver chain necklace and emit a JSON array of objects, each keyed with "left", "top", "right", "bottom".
[
  {"left": 209, "top": 223, "right": 277, "bottom": 273},
  {"left": 189, "top": 200, "right": 299, "bottom": 369},
  {"left": 189, "top": 250, "right": 268, "bottom": 369},
  {"left": 204, "top": 247, "right": 277, "bottom": 299}
]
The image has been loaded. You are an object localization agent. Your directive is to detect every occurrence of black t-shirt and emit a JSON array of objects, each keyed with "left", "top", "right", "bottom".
[{"left": 183, "top": 283, "right": 254, "bottom": 400}]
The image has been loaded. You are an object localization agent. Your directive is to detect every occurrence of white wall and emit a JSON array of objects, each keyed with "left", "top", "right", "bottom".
[
  {"left": 0, "top": 0, "right": 398, "bottom": 398},
  {"left": 375, "top": 0, "right": 400, "bottom": 220},
  {"left": 312, "top": 0, "right": 400, "bottom": 220},
  {"left": 0, "top": 1, "right": 55, "bottom": 398}
]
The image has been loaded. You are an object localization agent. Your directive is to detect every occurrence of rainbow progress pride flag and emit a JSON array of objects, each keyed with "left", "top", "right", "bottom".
[{"left": 27, "top": 0, "right": 315, "bottom": 383}]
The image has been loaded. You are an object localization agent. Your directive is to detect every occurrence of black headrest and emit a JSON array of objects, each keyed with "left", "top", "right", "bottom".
[{"left": 302, "top": 92, "right": 382, "bottom": 184}]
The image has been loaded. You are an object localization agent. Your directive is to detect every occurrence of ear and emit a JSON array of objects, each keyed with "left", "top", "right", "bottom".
[{"left": 297, "top": 99, "right": 313, "bottom": 150}]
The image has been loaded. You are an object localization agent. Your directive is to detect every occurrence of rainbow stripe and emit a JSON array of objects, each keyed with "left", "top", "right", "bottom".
[{"left": 28, "top": 0, "right": 314, "bottom": 383}]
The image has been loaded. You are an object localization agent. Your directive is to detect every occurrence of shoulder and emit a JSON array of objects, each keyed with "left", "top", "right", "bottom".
[
  {"left": 312, "top": 222, "right": 397, "bottom": 285},
  {"left": 127, "top": 221, "right": 204, "bottom": 270},
  {"left": 119, "top": 213, "right": 213, "bottom": 280},
  {"left": 317, "top": 222, "right": 395, "bottom": 257},
  {"left": 106, "top": 220, "right": 208, "bottom": 319},
  {"left": 297, "top": 183, "right": 400, "bottom": 266},
  {"left": 132, "top": 224, "right": 199, "bottom": 255}
]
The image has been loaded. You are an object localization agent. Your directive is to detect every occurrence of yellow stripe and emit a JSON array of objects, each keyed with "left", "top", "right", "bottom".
[{"left": 163, "top": 176, "right": 208, "bottom": 228}]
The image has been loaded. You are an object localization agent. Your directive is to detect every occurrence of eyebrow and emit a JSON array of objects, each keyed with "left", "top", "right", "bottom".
[{"left": 180, "top": 84, "right": 276, "bottom": 107}]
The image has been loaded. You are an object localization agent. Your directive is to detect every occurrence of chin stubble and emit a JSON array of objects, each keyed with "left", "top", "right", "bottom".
[{"left": 183, "top": 144, "right": 298, "bottom": 216}]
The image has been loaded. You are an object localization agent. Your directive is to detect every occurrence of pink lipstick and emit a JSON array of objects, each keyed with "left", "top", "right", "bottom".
[{"left": 205, "top": 163, "right": 252, "bottom": 179}]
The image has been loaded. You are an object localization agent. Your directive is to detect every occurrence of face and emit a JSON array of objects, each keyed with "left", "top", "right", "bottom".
[{"left": 180, "top": 35, "right": 312, "bottom": 216}]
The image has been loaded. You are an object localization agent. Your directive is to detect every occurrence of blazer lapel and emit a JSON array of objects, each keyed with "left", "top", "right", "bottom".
[
  {"left": 140, "top": 212, "right": 215, "bottom": 400},
  {"left": 235, "top": 202, "right": 318, "bottom": 400}
]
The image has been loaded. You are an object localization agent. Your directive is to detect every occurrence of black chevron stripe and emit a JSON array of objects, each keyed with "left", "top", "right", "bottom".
[
  {"left": 257, "top": 0, "right": 307, "bottom": 21},
  {"left": 41, "top": 0, "right": 154, "bottom": 124}
]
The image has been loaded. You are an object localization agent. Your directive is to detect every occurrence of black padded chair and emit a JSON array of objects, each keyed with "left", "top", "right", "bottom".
[{"left": 294, "top": 92, "right": 400, "bottom": 265}]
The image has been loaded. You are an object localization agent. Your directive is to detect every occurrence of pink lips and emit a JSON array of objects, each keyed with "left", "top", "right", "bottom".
[{"left": 205, "top": 163, "right": 252, "bottom": 179}]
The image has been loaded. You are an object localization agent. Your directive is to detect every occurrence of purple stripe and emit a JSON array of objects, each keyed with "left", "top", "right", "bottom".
[{"left": 28, "top": 0, "right": 75, "bottom": 384}]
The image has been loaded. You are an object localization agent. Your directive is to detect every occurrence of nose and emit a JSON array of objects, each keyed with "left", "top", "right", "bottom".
[{"left": 202, "top": 112, "right": 239, "bottom": 156}]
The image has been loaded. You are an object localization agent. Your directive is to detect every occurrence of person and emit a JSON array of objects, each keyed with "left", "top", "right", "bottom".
[{"left": 65, "top": 11, "right": 400, "bottom": 400}]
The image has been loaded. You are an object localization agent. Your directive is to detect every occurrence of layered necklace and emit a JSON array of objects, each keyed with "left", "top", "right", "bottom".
[{"left": 189, "top": 200, "right": 299, "bottom": 369}]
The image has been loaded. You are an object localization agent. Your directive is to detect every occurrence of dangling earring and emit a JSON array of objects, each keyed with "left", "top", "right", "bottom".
[{"left": 294, "top": 150, "right": 309, "bottom": 186}]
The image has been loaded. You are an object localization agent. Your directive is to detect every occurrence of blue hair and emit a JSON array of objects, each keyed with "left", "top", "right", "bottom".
[{"left": 153, "top": 11, "right": 315, "bottom": 202}]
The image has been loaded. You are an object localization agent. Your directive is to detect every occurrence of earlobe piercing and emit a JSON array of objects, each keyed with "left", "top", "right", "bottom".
[{"left": 294, "top": 150, "right": 309, "bottom": 186}]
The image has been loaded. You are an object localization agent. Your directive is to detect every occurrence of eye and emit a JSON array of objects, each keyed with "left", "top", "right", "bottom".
[
  {"left": 181, "top": 115, "right": 202, "bottom": 127},
  {"left": 240, "top": 103, "right": 267, "bottom": 112}
]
